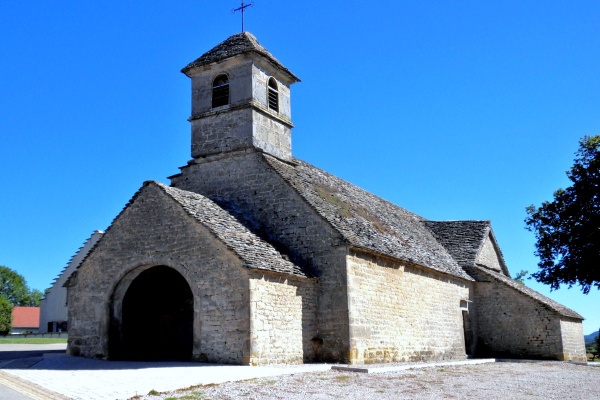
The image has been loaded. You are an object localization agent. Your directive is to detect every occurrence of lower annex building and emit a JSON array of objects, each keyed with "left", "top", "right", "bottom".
[{"left": 65, "top": 32, "right": 586, "bottom": 365}]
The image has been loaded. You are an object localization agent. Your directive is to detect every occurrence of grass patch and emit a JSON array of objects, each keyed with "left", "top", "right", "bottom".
[{"left": 0, "top": 337, "right": 67, "bottom": 344}]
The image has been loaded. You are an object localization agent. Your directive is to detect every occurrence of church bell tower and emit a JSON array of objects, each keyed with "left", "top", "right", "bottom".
[{"left": 181, "top": 32, "right": 300, "bottom": 162}]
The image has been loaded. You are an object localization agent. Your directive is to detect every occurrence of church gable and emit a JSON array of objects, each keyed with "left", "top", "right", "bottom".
[
  {"left": 70, "top": 181, "right": 305, "bottom": 281},
  {"left": 475, "top": 232, "right": 508, "bottom": 274},
  {"left": 156, "top": 182, "right": 306, "bottom": 277}
]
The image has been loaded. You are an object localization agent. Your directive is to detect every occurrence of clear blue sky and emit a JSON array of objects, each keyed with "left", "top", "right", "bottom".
[{"left": 1, "top": 1, "right": 598, "bottom": 334}]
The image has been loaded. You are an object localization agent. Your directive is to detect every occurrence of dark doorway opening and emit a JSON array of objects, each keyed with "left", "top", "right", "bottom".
[
  {"left": 118, "top": 266, "right": 193, "bottom": 361},
  {"left": 462, "top": 310, "right": 473, "bottom": 356}
]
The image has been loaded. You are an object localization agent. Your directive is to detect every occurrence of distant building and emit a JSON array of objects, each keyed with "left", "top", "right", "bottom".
[
  {"left": 11, "top": 307, "right": 40, "bottom": 334},
  {"left": 39, "top": 230, "right": 103, "bottom": 333}
]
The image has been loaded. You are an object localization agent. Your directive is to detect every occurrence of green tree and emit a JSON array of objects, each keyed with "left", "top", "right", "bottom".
[
  {"left": 26, "top": 289, "right": 43, "bottom": 307},
  {"left": 596, "top": 329, "right": 600, "bottom": 352},
  {"left": 525, "top": 135, "right": 600, "bottom": 293},
  {"left": 513, "top": 270, "right": 529, "bottom": 284},
  {"left": 0, "top": 265, "right": 30, "bottom": 305},
  {"left": 0, "top": 295, "right": 12, "bottom": 334},
  {"left": 0, "top": 265, "right": 43, "bottom": 306}
]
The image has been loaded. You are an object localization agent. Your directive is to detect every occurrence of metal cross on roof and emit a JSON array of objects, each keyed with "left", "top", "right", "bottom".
[{"left": 232, "top": 1, "right": 253, "bottom": 32}]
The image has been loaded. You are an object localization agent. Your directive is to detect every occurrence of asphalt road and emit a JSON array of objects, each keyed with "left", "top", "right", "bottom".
[
  {"left": 0, "top": 344, "right": 68, "bottom": 399},
  {"left": 0, "top": 382, "right": 32, "bottom": 399},
  {"left": 0, "top": 348, "right": 66, "bottom": 361}
]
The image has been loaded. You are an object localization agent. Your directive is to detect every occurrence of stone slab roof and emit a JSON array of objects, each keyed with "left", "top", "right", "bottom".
[
  {"left": 264, "top": 155, "right": 473, "bottom": 281},
  {"left": 424, "top": 221, "right": 490, "bottom": 267},
  {"left": 464, "top": 265, "right": 583, "bottom": 320},
  {"left": 181, "top": 32, "right": 300, "bottom": 82},
  {"left": 424, "top": 220, "right": 509, "bottom": 276},
  {"left": 154, "top": 182, "right": 307, "bottom": 277}
]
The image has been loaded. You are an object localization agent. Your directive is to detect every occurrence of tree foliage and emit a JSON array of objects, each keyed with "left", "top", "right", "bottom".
[
  {"left": 26, "top": 289, "right": 44, "bottom": 307},
  {"left": 513, "top": 270, "right": 529, "bottom": 284},
  {"left": 0, "top": 295, "right": 12, "bottom": 334},
  {"left": 0, "top": 265, "right": 43, "bottom": 307},
  {"left": 0, "top": 265, "right": 30, "bottom": 305},
  {"left": 525, "top": 135, "right": 600, "bottom": 293}
]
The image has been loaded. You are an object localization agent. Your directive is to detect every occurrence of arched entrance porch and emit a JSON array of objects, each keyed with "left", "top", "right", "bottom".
[{"left": 110, "top": 265, "right": 194, "bottom": 361}]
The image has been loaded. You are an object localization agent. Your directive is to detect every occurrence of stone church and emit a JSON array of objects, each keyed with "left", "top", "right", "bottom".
[{"left": 66, "top": 32, "right": 586, "bottom": 365}]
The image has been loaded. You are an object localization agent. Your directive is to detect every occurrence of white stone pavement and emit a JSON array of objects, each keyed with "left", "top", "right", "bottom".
[{"left": 1, "top": 351, "right": 331, "bottom": 400}]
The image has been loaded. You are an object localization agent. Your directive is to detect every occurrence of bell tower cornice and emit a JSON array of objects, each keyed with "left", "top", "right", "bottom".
[{"left": 188, "top": 100, "right": 294, "bottom": 129}]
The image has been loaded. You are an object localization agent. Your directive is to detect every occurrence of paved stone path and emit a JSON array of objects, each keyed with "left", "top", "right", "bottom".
[{"left": 1, "top": 352, "right": 331, "bottom": 400}]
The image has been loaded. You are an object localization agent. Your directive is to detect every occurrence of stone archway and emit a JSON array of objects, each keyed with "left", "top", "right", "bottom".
[{"left": 116, "top": 265, "right": 194, "bottom": 361}]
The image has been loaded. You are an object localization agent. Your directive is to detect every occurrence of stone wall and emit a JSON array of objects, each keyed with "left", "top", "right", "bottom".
[
  {"left": 188, "top": 56, "right": 293, "bottom": 161},
  {"left": 67, "top": 184, "right": 251, "bottom": 364},
  {"left": 473, "top": 280, "right": 564, "bottom": 359},
  {"left": 346, "top": 250, "right": 472, "bottom": 364},
  {"left": 560, "top": 318, "right": 587, "bottom": 362},
  {"left": 171, "top": 151, "right": 351, "bottom": 362},
  {"left": 248, "top": 271, "right": 318, "bottom": 365}
]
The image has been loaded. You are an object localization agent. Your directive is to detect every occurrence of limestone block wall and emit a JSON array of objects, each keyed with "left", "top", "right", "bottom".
[
  {"left": 251, "top": 109, "right": 292, "bottom": 161},
  {"left": 560, "top": 319, "right": 587, "bottom": 362},
  {"left": 191, "top": 108, "right": 255, "bottom": 158},
  {"left": 248, "top": 271, "right": 318, "bottom": 365},
  {"left": 190, "top": 59, "right": 252, "bottom": 116},
  {"left": 188, "top": 57, "right": 293, "bottom": 160},
  {"left": 171, "top": 152, "right": 351, "bottom": 362},
  {"left": 251, "top": 62, "right": 292, "bottom": 120},
  {"left": 473, "top": 281, "right": 564, "bottom": 359},
  {"left": 346, "top": 250, "right": 472, "bottom": 364},
  {"left": 67, "top": 184, "right": 251, "bottom": 364}
]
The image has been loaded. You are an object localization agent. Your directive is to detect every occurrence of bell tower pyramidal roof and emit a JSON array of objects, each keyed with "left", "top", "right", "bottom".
[
  {"left": 182, "top": 32, "right": 299, "bottom": 82},
  {"left": 181, "top": 32, "right": 300, "bottom": 162}
]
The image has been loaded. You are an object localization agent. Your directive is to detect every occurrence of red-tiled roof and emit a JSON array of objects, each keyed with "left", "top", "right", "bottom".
[{"left": 12, "top": 307, "right": 40, "bottom": 328}]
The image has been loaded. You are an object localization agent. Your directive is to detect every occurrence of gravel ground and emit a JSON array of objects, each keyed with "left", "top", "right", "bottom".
[{"left": 135, "top": 361, "right": 600, "bottom": 400}]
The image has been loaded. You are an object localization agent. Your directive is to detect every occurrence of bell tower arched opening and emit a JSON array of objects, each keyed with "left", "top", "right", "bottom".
[{"left": 116, "top": 266, "right": 193, "bottom": 361}]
